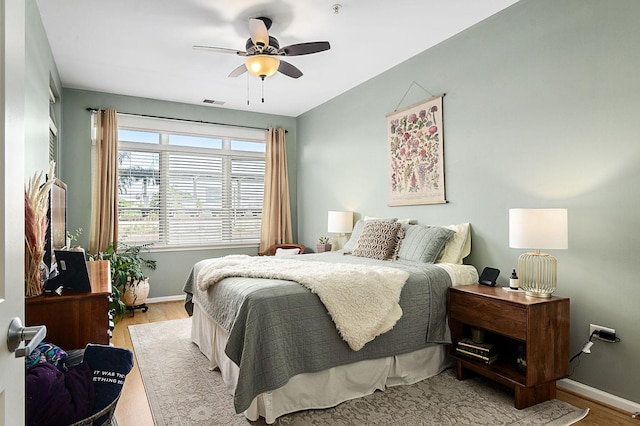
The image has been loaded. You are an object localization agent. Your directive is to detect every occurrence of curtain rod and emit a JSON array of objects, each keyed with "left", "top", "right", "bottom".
[{"left": 85, "top": 108, "right": 286, "bottom": 133}]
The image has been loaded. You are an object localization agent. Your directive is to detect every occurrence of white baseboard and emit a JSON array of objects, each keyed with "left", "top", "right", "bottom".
[
  {"left": 558, "top": 378, "right": 640, "bottom": 415},
  {"left": 146, "top": 294, "right": 186, "bottom": 304}
]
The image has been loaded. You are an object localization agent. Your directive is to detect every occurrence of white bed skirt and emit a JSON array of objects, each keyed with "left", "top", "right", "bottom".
[{"left": 191, "top": 301, "right": 454, "bottom": 424}]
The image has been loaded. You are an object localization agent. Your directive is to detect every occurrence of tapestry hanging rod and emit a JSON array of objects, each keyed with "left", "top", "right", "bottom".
[{"left": 85, "top": 108, "right": 286, "bottom": 133}]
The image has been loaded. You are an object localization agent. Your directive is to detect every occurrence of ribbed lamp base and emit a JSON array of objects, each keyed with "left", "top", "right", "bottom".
[{"left": 517, "top": 250, "right": 557, "bottom": 298}]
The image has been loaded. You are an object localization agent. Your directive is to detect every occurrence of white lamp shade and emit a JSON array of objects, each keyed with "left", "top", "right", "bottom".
[
  {"left": 509, "top": 208, "right": 568, "bottom": 250},
  {"left": 328, "top": 211, "right": 353, "bottom": 234}
]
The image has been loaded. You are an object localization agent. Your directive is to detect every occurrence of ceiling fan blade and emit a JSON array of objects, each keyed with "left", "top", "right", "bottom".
[
  {"left": 228, "top": 63, "right": 247, "bottom": 77},
  {"left": 193, "top": 45, "right": 247, "bottom": 56},
  {"left": 278, "top": 41, "right": 330, "bottom": 56},
  {"left": 249, "top": 18, "right": 269, "bottom": 48},
  {"left": 278, "top": 60, "right": 303, "bottom": 79}
]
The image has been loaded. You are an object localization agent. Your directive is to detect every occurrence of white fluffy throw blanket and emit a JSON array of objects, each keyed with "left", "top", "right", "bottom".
[{"left": 197, "top": 255, "right": 409, "bottom": 351}]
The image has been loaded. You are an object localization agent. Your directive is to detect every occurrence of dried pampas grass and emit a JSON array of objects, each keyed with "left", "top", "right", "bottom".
[{"left": 25, "top": 161, "right": 56, "bottom": 297}]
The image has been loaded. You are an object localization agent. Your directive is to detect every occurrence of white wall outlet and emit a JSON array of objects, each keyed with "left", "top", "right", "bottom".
[{"left": 590, "top": 324, "right": 616, "bottom": 340}]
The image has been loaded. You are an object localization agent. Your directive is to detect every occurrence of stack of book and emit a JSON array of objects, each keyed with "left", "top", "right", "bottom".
[{"left": 455, "top": 338, "right": 498, "bottom": 364}]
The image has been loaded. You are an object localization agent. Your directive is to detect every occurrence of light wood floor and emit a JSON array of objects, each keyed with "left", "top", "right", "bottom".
[{"left": 113, "top": 301, "right": 637, "bottom": 426}]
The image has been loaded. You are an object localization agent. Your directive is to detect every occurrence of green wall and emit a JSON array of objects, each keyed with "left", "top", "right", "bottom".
[
  {"left": 60, "top": 89, "right": 297, "bottom": 300},
  {"left": 297, "top": 0, "right": 639, "bottom": 403}
]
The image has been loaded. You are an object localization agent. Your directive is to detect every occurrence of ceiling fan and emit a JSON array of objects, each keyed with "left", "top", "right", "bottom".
[{"left": 193, "top": 17, "right": 331, "bottom": 80}]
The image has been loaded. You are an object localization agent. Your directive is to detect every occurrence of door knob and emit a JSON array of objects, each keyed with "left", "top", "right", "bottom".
[{"left": 6, "top": 317, "right": 47, "bottom": 358}]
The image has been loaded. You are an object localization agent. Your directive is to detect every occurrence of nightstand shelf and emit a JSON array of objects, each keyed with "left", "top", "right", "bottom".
[{"left": 448, "top": 285, "right": 570, "bottom": 409}]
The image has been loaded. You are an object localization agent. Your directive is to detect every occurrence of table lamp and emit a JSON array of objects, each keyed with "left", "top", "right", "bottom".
[
  {"left": 328, "top": 211, "right": 353, "bottom": 250},
  {"left": 509, "top": 208, "right": 568, "bottom": 297}
]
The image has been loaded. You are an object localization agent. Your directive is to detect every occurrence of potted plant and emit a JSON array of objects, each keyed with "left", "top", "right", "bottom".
[
  {"left": 65, "top": 227, "right": 83, "bottom": 250},
  {"left": 90, "top": 242, "right": 157, "bottom": 320},
  {"left": 316, "top": 236, "right": 332, "bottom": 253}
]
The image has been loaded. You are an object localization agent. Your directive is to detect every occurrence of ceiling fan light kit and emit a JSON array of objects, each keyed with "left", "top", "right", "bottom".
[{"left": 245, "top": 55, "right": 280, "bottom": 79}]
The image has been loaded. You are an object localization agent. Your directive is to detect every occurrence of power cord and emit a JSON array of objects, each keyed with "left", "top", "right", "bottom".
[
  {"left": 569, "top": 330, "right": 622, "bottom": 376},
  {"left": 570, "top": 330, "right": 598, "bottom": 364}
]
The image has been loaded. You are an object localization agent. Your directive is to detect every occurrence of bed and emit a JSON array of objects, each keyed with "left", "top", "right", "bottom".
[{"left": 183, "top": 221, "right": 478, "bottom": 424}]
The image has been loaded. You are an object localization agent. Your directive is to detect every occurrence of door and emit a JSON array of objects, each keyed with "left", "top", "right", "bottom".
[{"left": 1, "top": 0, "right": 26, "bottom": 424}]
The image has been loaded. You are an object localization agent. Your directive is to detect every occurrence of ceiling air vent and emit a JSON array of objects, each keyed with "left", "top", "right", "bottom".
[{"left": 202, "top": 99, "right": 225, "bottom": 106}]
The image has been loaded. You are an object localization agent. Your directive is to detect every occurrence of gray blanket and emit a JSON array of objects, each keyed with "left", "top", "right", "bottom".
[{"left": 182, "top": 252, "right": 452, "bottom": 414}]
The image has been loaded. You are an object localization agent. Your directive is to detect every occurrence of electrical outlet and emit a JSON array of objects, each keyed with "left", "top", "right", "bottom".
[{"left": 590, "top": 324, "right": 616, "bottom": 341}]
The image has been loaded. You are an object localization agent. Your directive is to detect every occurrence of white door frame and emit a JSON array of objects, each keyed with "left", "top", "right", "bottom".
[{"left": 0, "top": 0, "right": 27, "bottom": 424}]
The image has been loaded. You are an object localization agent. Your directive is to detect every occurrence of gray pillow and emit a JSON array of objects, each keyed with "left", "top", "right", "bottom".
[
  {"left": 397, "top": 225, "right": 455, "bottom": 263},
  {"left": 352, "top": 221, "right": 404, "bottom": 260}
]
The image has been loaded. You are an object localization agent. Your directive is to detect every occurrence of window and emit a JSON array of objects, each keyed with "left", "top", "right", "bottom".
[
  {"left": 49, "top": 85, "right": 59, "bottom": 171},
  {"left": 113, "top": 115, "right": 266, "bottom": 249}
]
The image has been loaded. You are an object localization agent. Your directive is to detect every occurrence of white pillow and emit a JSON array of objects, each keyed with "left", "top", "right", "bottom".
[
  {"left": 363, "top": 215, "right": 396, "bottom": 221},
  {"left": 274, "top": 247, "right": 301, "bottom": 257},
  {"left": 364, "top": 216, "right": 416, "bottom": 225},
  {"left": 436, "top": 223, "right": 471, "bottom": 264}
]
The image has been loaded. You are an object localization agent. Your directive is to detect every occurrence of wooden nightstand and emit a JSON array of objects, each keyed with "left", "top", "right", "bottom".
[{"left": 448, "top": 284, "right": 570, "bottom": 409}]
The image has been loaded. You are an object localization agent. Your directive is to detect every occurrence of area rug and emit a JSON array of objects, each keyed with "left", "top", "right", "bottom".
[{"left": 129, "top": 318, "right": 589, "bottom": 425}]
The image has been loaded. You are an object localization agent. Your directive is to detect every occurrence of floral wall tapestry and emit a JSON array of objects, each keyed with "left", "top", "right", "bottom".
[{"left": 387, "top": 95, "right": 445, "bottom": 206}]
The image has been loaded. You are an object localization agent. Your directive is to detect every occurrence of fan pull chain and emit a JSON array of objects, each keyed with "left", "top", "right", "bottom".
[
  {"left": 246, "top": 72, "right": 250, "bottom": 105},
  {"left": 261, "top": 76, "right": 265, "bottom": 103}
]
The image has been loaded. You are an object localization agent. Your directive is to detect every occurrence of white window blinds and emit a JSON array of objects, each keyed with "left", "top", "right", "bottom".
[{"left": 114, "top": 114, "right": 266, "bottom": 249}]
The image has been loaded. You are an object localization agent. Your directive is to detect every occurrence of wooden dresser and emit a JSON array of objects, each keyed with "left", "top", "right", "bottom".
[{"left": 25, "top": 260, "right": 113, "bottom": 350}]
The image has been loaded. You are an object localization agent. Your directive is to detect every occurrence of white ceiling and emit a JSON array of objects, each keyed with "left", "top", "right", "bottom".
[{"left": 37, "top": 0, "right": 518, "bottom": 117}]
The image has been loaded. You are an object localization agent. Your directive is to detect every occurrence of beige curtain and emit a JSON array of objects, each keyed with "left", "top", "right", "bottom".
[
  {"left": 260, "top": 128, "right": 293, "bottom": 251},
  {"left": 89, "top": 108, "right": 119, "bottom": 254}
]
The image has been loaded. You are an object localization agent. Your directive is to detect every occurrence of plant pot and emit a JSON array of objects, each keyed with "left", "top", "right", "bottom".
[
  {"left": 316, "top": 243, "right": 332, "bottom": 253},
  {"left": 122, "top": 277, "right": 150, "bottom": 307}
]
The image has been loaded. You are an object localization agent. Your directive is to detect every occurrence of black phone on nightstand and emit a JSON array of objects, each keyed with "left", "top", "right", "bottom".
[{"left": 478, "top": 267, "right": 500, "bottom": 286}]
